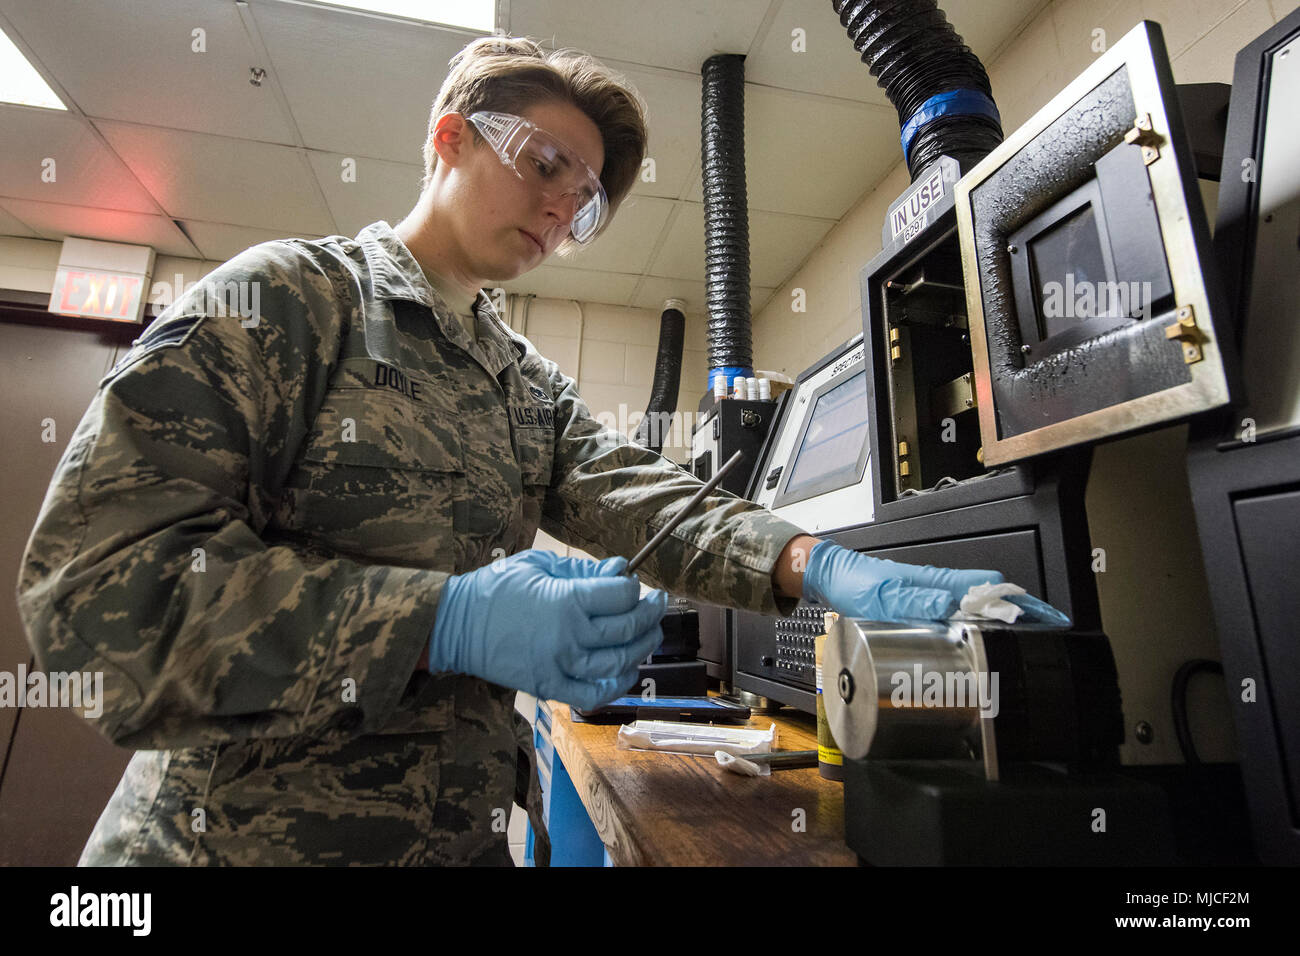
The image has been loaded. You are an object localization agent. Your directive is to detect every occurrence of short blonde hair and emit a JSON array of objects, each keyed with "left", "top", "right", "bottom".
[{"left": 422, "top": 35, "right": 649, "bottom": 256}]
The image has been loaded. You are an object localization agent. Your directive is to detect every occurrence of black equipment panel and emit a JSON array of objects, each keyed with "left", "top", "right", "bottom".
[
  {"left": 1187, "top": 5, "right": 1300, "bottom": 865},
  {"left": 732, "top": 459, "right": 1097, "bottom": 716},
  {"left": 1234, "top": 486, "right": 1300, "bottom": 825}
]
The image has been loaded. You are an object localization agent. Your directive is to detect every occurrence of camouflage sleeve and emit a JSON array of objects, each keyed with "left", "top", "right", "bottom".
[
  {"left": 15, "top": 242, "right": 441, "bottom": 750},
  {"left": 533, "top": 354, "right": 806, "bottom": 616}
]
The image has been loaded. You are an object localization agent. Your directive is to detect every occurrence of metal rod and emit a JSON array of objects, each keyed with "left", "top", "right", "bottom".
[
  {"left": 745, "top": 749, "right": 819, "bottom": 769},
  {"left": 624, "top": 450, "right": 746, "bottom": 575}
]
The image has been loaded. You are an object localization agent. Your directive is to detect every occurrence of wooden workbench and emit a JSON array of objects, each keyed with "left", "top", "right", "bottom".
[{"left": 545, "top": 699, "right": 857, "bottom": 866}]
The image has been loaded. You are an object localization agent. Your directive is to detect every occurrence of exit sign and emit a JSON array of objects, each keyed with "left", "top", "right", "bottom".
[{"left": 48, "top": 237, "right": 155, "bottom": 324}]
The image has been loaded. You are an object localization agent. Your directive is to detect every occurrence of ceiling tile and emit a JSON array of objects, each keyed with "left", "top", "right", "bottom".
[
  {"left": 745, "top": 0, "right": 1048, "bottom": 104},
  {"left": 685, "top": 84, "right": 901, "bottom": 218},
  {"left": 650, "top": 201, "right": 834, "bottom": 288},
  {"left": 631, "top": 274, "right": 774, "bottom": 315},
  {"left": 749, "top": 208, "right": 835, "bottom": 286},
  {"left": 752, "top": 287, "right": 777, "bottom": 312},
  {"left": 98, "top": 121, "right": 335, "bottom": 233},
  {"left": 0, "top": 0, "right": 298, "bottom": 142},
  {"left": 614, "top": 66, "right": 707, "bottom": 201},
  {"left": 944, "top": 0, "right": 1053, "bottom": 65},
  {"left": 181, "top": 220, "right": 328, "bottom": 263},
  {"left": 555, "top": 196, "right": 675, "bottom": 274},
  {"left": 0, "top": 106, "right": 161, "bottom": 213},
  {"left": 745, "top": 0, "right": 894, "bottom": 106},
  {"left": 0, "top": 198, "right": 197, "bottom": 257},
  {"left": 501, "top": 264, "right": 640, "bottom": 307},
  {"left": 306, "top": 151, "right": 423, "bottom": 237},
  {"left": 0, "top": 203, "right": 39, "bottom": 238},
  {"left": 252, "top": 0, "right": 471, "bottom": 163},
  {"left": 649, "top": 202, "right": 706, "bottom": 280},
  {"left": 507, "top": 0, "right": 773, "bottom": 74}
]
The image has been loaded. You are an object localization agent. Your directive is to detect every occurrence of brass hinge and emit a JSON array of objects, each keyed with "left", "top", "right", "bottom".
[
  {"left": 1164, "top": 304, "right": 1206, "bottom": 364},
  {"left": 897, "top": 439, "right": 910, "bottom": 478},
  {"left": 932, "top": 372, "right": 976, "bottom": 419},
  {"left": 1124, "top": 113, "right": 1164, "bottom": 166},
  {"left": 889, "top": 326, "right": 902, "bottom": 362}
]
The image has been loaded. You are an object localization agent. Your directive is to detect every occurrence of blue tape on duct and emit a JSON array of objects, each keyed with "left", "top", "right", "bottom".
[
  {"left": 709, "top": 366, "right": 753, "bottom": 391},
  {"left": 900, "top": 90, "right": 1002, "bottom": 166}
]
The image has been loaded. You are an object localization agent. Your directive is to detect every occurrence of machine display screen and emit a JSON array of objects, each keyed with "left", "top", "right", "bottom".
[
  {"left": 1029, "top": 202, "right": 1111, "bottom": 338},
  {"left": 783, "top": 370, "right": 869, "bottom": 499}
]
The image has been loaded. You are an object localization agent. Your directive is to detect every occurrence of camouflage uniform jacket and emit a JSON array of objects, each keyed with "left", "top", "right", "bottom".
[{"left": 15, "top": 220, "right": 805, "bottom": 865}]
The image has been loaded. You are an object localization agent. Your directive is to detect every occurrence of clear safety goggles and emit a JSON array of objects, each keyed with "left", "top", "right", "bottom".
[{"left": 467, "top": 110, "right": 608, "bottom": 243}]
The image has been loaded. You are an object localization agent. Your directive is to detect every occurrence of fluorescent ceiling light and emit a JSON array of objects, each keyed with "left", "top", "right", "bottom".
[
  {"left": 0, "top": 27, "right": 66, "bottom": 109},
  {"left": 308, "top": 1, "right": 495, "bottom": 31}
]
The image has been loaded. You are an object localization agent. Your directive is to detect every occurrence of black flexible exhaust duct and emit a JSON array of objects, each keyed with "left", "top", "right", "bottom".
[
  {"left": 634, "top": 298, "right": 686, "bottom": 453},
  {"left": 701, "top": 54, "right": 753, "bottom": 394},
  {"left": 833, "top": 0, "right": 1004, "bottom": 180}
]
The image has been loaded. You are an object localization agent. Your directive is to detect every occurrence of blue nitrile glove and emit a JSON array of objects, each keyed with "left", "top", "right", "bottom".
[
  {"left": 1001, "top": 591, "right": 1072, "bottom": 627},
  {"left": 802, "top": 539, "right": 1069, "bottom": 625},
  {"left": 429, "top": 549, "right": 668, "bottom": 710}
]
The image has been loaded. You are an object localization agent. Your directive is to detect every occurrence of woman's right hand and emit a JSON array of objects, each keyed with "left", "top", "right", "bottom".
[{"left": 427, "top": 550, "right": 667, "bottom": 709}]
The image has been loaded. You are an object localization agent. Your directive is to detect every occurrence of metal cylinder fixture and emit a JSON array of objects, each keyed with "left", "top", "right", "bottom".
[
  {"left": 824, "top": 617, "right": 983, "bottom": 761},
  {"left": 824, "top": 615, "right": 1125, "bottom": 775}
]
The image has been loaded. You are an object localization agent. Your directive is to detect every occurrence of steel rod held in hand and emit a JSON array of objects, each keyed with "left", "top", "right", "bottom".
[{"left": 623, "top": 450, "right": 746, "bottom": 575}]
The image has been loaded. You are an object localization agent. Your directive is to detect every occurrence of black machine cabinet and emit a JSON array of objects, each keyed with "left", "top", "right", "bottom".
[
  {"left": 685, "top": 394, "right": 780, "bottom": 686},
  {"left": 862, "top": 157, "right": 1038, "bottom": 526},
  {"left": 844, "top": 759, "right": 1173, "bottom": 866},
  {"left": 695, "top": 605, "right": 730, "bottom": 682},
  {"left": 1188, "top": 433, "right": 1300, "bottom": 867},
  {"left": 689, "top": 397, "right": 778, "bottom": 496},
  {"left": 1185, "top": 6, "right": 1300, "bottom": 865}
]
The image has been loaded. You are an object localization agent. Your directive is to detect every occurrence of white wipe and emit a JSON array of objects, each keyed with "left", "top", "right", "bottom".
[
  {"left": 616, "top": 719, "right": 776, "bottom": 757},
  {"left": 715, "top": 750, "right": 769, "bottom": 777},
  {"left": 951, "top": 581, "right": 1027, "bottom": 624}
]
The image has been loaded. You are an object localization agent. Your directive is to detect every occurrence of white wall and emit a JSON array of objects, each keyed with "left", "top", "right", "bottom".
[{"left": 505, "top": 295, "right": 711, "bottom": 467}]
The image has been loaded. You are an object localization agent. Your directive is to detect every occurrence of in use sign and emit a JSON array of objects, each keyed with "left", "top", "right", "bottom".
[{"left": 889, "top": 167, "right": 946, "bottom": 244}]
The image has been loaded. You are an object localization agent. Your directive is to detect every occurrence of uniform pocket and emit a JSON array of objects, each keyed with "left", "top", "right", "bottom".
[
  {"left": 198, "top": 734, "right": 444, "bottom": 865},
  {"left": 303, "top": 385, "right": 460, "bottom": 470},
  {"left": 296, "top": 386, "right": 463, "bottom": 567}
]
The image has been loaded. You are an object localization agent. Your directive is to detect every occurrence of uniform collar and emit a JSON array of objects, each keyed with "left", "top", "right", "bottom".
[
  {"left": 356, "top": 220, "right": 525, "bottom": 377},
  {"left": 358, "top": 220, "right": 438, "bottom": 308},
  {"left": 471, "top": 297, "right": 525, "bottom": 378}
]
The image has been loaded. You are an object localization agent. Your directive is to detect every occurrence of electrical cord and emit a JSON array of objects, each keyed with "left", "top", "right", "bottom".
[
  {"left": 898, "top": 469, "right": 1009, "bottom": 497},
  {"left": 1172, "top": 658, "right": 1224, "bottom": 767}
]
